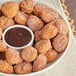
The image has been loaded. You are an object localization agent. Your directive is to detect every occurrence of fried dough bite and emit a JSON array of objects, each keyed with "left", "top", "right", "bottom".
[
  {"left": 21, "top": 46, "right": 37, "bottom": 62},
  {"left": 33, "top": 54, "right": 47, "bottom": 72},
  {"left": 1, "top": 1, "right": 19, "bottom": 18},
  {"left": 52, "top": 34, "right": 69, "bottom": 53},
  {"left": 14, "top": 62, "right": 32, "bottom": 74},
  {"left": 51, "top": 19, "right": 68, "bottom": 35},
  {"left": 0, "top": 60, "right": 13, "bottom": 73},
  {"left": 0, "top": 28, "right": 2, "bottom": 39},
  {"left": 34, "top": 30, "right": 41, "bottom": 42},
  {"left": 34, "top": 3, "right": 49, "bottom": 17},
  {"left": 41, "top": 23, "right": 58, "bottom": 39},
  {"left": 6, "top": 48, "right": 22, "bottom": 65},
  {"left": 0, "top": 16, "right": 14, "bottom": 30},
  {"left": 20, "top": 0, "right": 34, "bottom": 14},
  {"left": 14, "top": 11, "right": 29, "bottom": 25},
  {"left": 34, "top": 3, "right": 58, "bottom": 23},
  {"left": 27, "top": 15, "right": 44, "bottom": 32},
  {"left": 35, "top": 39, "right": 52, "bottom": 54},
  {"left": 0, "top": 40, "right": 7, "bottom": 52},
  {"left": 46, "top": 49, "right": 58, "bottom": 63},
  {"left": 41, "top": 8, "right": 59, "bottom": 23}
]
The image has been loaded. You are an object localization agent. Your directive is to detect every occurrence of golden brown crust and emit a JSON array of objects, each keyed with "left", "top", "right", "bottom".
[
  {"left": 51, "top": 19, "right": 68, "bottom": 35},
  {"left": 20, "top": 0, "right": 34, "bottom": 14},
  {"left": 41, "top": 8, "right": 59, "bottom": 23},
  {"left": 14, "top": 62, "right": 32, "bottom": 74},
  {"left": 1, "top": 1, "right": 19, "bottom": 18},
  {"left": 35, "top": 39, "right": 52, "bottom": 54},
  {"left": 34, "top": 3, "right": 58, "bottom": 23},
  {"left": 27, "top": 15, "right": 44, "bottom": 32},
  {"left": 21, "top": 46, "right": 37, "bottom": 62},
  {"left": 41, "top": 23, "right": 58, "bottom": 39},
  {"left": 6, "top": 48, "right": 22, "bottom": 65},
  {"left": 14, "top": 11, "right": 29, "bottom": 25},
  {"left": 0, "top": 40, "right": 7, "bottom": 52},
  {"left": 34, "top": 3, "right": 49, "bottom": 17},
  {"left": 46, "top": 49, "right": 58, "bottom": 62},
  {"left": 33, "top": 54, "right": 47, "bottom": 72},
  {"left": 0, "top": 60, "right": 13, "bottom": 73},
  {"left": 52, "top": 34, "right": 69, "bottom": 53},
  {"left": 0, "top": 16, "right": 14, "bottom": 30}
]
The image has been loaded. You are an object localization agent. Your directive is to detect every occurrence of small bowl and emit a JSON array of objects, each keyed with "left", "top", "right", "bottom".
[{"left": 2, "top": 25, "right": 34, "bottom": 50}]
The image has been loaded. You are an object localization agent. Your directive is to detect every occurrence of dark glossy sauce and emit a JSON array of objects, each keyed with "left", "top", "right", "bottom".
[{"left": 5, "top": 27, "right": 32, "bottom": 47}]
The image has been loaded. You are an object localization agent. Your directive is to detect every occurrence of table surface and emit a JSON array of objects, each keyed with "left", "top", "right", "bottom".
[
  {"left": 0, "top": 0, "right": 76, "bottom": 76},
  {"left": 65, "top": 0, "right": 76, "bottom": 29}
]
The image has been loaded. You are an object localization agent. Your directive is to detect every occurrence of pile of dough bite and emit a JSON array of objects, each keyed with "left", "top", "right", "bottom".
[{"left": 0, "top": 0, "right": 69, "bottom": 74}]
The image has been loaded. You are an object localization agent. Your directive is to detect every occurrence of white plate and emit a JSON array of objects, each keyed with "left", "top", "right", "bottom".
[{"left": 0, "top": 0, "right": 71, "bottom": 76}]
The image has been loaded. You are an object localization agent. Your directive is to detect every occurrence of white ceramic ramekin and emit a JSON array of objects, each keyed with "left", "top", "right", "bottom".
[
  {"left": 0, "top": 0, "right": 71, "bottom": 76},
  {"left": 2, "top": 25, "right": 34, "bottom": 49}
]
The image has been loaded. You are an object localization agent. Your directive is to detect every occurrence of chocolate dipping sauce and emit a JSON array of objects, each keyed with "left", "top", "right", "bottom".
[{"left": 5, "top": 27, "right": 32, "bottom": 47}]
